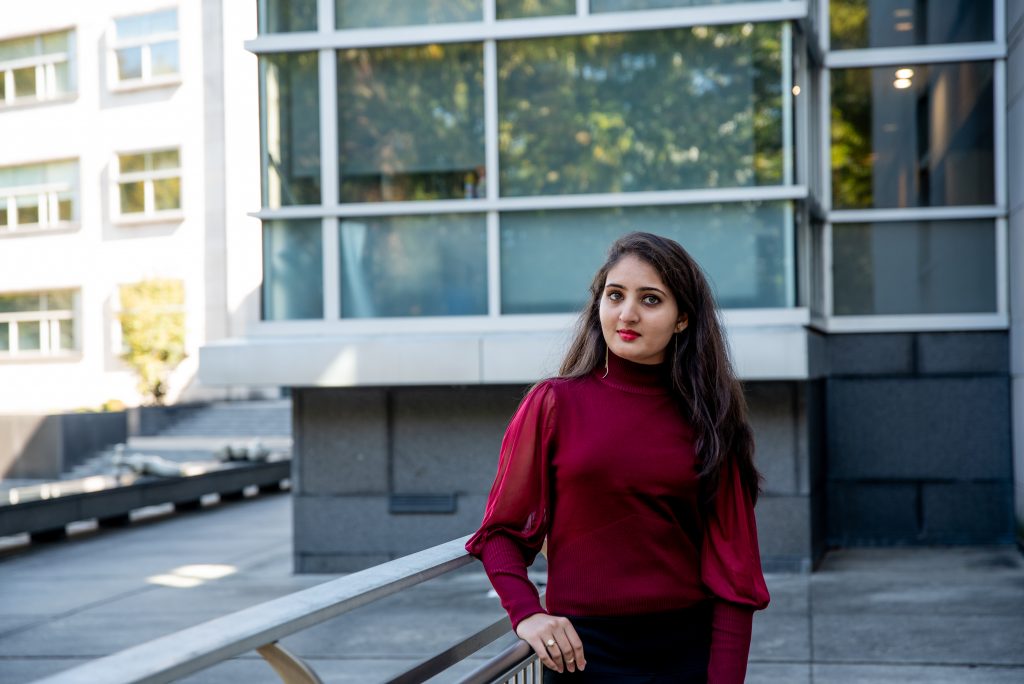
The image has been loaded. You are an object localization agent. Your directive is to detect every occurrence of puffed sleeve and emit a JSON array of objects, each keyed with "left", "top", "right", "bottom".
[
  {"left": 702, "top": 457, "right": 771, "bottom": 684},
  {"left": 465, "top": 381, "right": 556, "bottom": 630},
  {"left": 701, "top": 457, "right": 770, "bottom": 609}
]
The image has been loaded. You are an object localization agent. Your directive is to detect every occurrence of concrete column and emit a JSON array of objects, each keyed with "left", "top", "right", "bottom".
[{"left": 1008, "top": 0, "right": 1024, "bottom": 542}]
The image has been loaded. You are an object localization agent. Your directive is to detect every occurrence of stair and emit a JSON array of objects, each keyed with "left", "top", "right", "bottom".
[{"left": 65, "top": 400, "right": 293, "bottom": 479}]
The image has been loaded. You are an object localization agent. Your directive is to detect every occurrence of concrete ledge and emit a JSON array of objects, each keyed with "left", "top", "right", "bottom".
[{"left": 199, "top": 324, "right": 813, "bottom": 388}]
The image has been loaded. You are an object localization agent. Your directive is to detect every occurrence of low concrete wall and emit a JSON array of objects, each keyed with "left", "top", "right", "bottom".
[
  {"left": 291, "top": 382, "right": 819, "bottom": 573},
  {"left": 0, "top": 412, "right": 127, "bottom": 480},
  {"left": 824, "top": 332, "right": 1014, "bottom": 546}
]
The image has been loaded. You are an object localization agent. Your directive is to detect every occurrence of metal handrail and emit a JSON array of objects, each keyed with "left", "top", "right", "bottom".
[{"left": 31, "top": 536, "right": 493, "bottom": 684}]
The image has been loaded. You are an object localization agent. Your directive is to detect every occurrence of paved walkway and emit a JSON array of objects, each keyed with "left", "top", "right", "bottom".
[{"left": 0, "top": 493, "right": 1022, "bottom": 683}]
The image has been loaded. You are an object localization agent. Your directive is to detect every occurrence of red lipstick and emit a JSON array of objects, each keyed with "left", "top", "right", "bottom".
[{"left": 617, "top": 329, "right": 640, "bottom": 341}]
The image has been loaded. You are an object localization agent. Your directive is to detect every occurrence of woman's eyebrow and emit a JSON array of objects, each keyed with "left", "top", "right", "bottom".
[{"left": 605, "top": 282, "right": 667, "bottom": 295}]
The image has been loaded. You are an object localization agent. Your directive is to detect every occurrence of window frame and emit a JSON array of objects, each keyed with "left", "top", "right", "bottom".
[
  {"left": 109, "top": 7, "right": 181, "bottom": 91},
  {"left": 0, "top": 29, "right": 76, "bottom": 108},
  {"left": 807, "top": 0, "right": 1008, "bottom": 333},
  {"left": 0, "top": 159, "right": 79, "bottom": 235},
  {"left": 113, "top": 148, "right": 184, "bottom": 222}
]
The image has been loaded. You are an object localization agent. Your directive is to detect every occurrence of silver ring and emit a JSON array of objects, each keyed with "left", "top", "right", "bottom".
[{"left": 545, "top": 638, "right": 556, "bottom": 648}]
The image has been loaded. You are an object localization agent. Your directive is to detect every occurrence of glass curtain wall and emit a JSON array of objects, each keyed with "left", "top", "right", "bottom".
[
  {"left": 256, "top": 1, "right": 801, "bottom": 322},
  {"left": 824, "top": 1, "right": 1002, "bottom": 323}
]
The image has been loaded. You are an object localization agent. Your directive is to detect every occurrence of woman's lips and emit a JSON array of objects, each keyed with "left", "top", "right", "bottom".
[{"left": 617, "top": 329, "right": 640, "bottom": 341}]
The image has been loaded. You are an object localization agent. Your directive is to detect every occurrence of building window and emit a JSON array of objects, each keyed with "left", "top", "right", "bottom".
[
  {"left": 497, "top": 0, "right": 574, "bottom": 20},
  {"left": 335, "top": 0, "right": 482, "bottom": 29},
  {"left": 263, "top": 219, "right": 323, "bottom": 320},
  {"left": 498, "top": 24, "right": 783, "bottom": 197},
  {"left": 111, "top": 8, "right": 179, "bottom": 88},
  {"left": 260, "top": 52, "right": 320, "bottom": 207},
  {"left": 830, "top": 0, "right": 993, "bottom": 50},
  {"left": 337, "top": 44, "right": 484, "bottom": 203},
  {"left": 831, "top": 219, "right": 996, "bottom": 315},
  {"left": 260, "top": 0, "right": 318, "bottom": 33},
  {"left": 340, "top": 214, "right": 488, "bottom": 317},
  {"left": 831, "top": 61, "right": 994, "bottom": 210},
  {"left": 0, "top": 160, "right": 78, "bottom": 233},
  {"left": 0, "top": 290, "right": 78, "bottom": 357},
  {"left": 0, "top": 30, "right": 75, "bottom": 107},
  {"left": 116, "top": 149, "right": 182, "bottom": 218},
  {"left": 501, "top": 202, "right": 793, "bottom": 314}
]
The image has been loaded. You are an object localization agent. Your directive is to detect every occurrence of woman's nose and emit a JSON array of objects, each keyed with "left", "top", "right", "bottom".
[{"left": 619, "top": 300, "right": 640, "bottom": 322}]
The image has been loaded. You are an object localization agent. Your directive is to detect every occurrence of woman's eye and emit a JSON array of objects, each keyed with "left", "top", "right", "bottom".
[
  {"left": 642, "top": 295, "right": 660, "bottom": 305},
  {"left": 607, "top": 291, "right": 623, "bottom": 301}
]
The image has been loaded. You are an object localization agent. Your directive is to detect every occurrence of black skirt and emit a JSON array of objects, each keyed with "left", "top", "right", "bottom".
[{"left": 542, "top": 602, "right": 712, "bottom": 683}]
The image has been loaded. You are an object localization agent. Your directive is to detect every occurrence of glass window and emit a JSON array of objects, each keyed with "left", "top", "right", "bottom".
[
  {"left": 592, "top": 0, "right": 774, "bottom": 9},
  {"left": 111, "top": 8, "right": 179, "bottom": 86},
  {"left": 116, "top": 48, "right": 143, "bottom": 81},
  {"left": 832, "top": 220, "right": 996, "bottom": 315},
  {"left": 831, "top": 61, "right": 994, "bottom": 209},
  {"left": 0, "top": 159, "right": 78, "bottom": 231},
  {"left": 117, "top": 149, "right": 182, "bottom": 217},
  {"left": 501, "top": 202, "right": 792, "bottom": 313},
  {"left": 337, "top": 44, "right": 485, "bottom": 203},
  {"left": 335, "top": 0, "right": 481, "bottom": 29},
  {"left": 0, "top": 30, "right": 75, "bottom": 106},
  {"left": 263, "top": 220, "right": 323, "bottom": 320},
  {"left": 831, "top": 0, "right": 993, "bottom": 50},
  {"left": 150, "top": 41, "right": 180, "bottom": 76},
  {"left": 498, "top": 23, "right": 784, "bottom": 197},
  {"left": 261, "top": 52, "right": 321, "bottom": 207},
  {"left": 18, "top": 321, "right": 41, "bottom": 351},
  {"left": 0, "top": 289, "right": 77, "bottom": 356},
  {"left": 13, "top": 67, "right": 37, "bottom": 99},
  {"left": 497, "top": 0, "right": 574, "bottom": 19},
  {"left": 16, "top": 196, "right": 39, "bottom": 225},
  {"left": 261, "top": 0, "right": 318, "bottom": 33},
  {"left": 58, "top": 319, "right": 74, "bottom": 351},
  {"left": 339, "top": 214, "right": 487, "bottom": 318}
]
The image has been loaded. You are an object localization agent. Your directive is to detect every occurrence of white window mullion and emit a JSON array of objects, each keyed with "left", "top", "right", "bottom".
[
  {"left": 141, "top": 44, "right": 152, "bottom": 81},
  {"left": 39, "top": 317, "right": 50, "bottom": 354},
  {"left": 9, "top": 321, "right": 18, "bottom": 354},
  {"left": 144, "top": 179, "right": 156, "bottom": 215},
  {"left": 37, "top": 192, "right": 49, "bottom": 226}
]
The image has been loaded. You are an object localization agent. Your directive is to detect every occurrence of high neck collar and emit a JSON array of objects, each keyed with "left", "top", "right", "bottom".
[{"left": 597, "top": 350, "right": 671, "bottom": 395}]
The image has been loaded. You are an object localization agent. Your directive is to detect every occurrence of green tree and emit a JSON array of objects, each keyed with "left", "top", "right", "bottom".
[{"left": 118, "top": 279, "right": 186, "bottom": 405}]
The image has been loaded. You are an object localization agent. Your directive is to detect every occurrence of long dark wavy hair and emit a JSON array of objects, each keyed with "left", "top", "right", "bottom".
[{"left": 559, "top": 231, "right": 762, "bottom": 508}]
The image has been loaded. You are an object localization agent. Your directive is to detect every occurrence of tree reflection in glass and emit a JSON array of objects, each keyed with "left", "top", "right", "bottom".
[
  {"left": 261, "top": 52, "right": 321, "bottom": 208},
  {"left": 830, "top": 0, "right": 992, "bottom": 50},
  {"left": 831, "top": 62, "right": 994, "bottom": 209},
  {"left": 336, "top": 0, "right": 481, "bottom": 29},
  {"left": 497, "top": 23, "right": 783, "bottom": 196},
  {"left": 337, "top": 44, "right": 485, "bottom": 203}
]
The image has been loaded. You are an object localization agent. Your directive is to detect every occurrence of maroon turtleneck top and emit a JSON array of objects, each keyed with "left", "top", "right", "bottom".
[{"left": 466, "top": 352, "right": 770, "bottom": 683}]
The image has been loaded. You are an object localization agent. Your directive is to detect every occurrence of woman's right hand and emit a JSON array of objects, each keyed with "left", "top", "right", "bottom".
[{"left": 515, "top": 612, "right": 586, "bottom": 673}]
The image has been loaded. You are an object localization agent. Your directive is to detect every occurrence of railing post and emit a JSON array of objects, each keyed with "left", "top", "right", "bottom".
[{"left": 256, "top": 642, "right": 324, "bottom": 684}]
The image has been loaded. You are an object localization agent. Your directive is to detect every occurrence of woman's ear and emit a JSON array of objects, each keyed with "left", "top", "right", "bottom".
[{"left": 675, "top": 313, "right": 689, "bottom": 333}]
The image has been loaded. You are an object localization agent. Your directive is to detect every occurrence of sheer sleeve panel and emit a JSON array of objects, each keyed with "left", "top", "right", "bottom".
[
  {"left": 700, "top": 457, "right": 771, "bottom": 611},
  {"left": 466, "top": 381, "right": 557, "bottom": 628}
]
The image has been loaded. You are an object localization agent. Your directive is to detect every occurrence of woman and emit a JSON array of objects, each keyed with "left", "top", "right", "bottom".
[{"left": 465, "top": 232, "right": 770, "bottom": 683}]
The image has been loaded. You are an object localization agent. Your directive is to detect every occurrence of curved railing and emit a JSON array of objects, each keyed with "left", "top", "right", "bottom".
[{"left": 30, "top": 536, "right": 542, "bottom": 684}]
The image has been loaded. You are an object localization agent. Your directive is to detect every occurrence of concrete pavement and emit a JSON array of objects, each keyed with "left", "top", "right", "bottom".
[{"left": 0, "top": 492, "right": 1022, "bottom": 683}]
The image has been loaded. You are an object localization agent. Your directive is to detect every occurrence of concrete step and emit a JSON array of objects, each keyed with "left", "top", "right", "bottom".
[{"left": 155, "top": 401, "right": 292, "bottom": 438}]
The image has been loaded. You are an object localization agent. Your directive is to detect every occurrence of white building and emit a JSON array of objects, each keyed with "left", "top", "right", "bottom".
[{"left": 0, "top": 0, "right": 262, "bottom": 412}]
